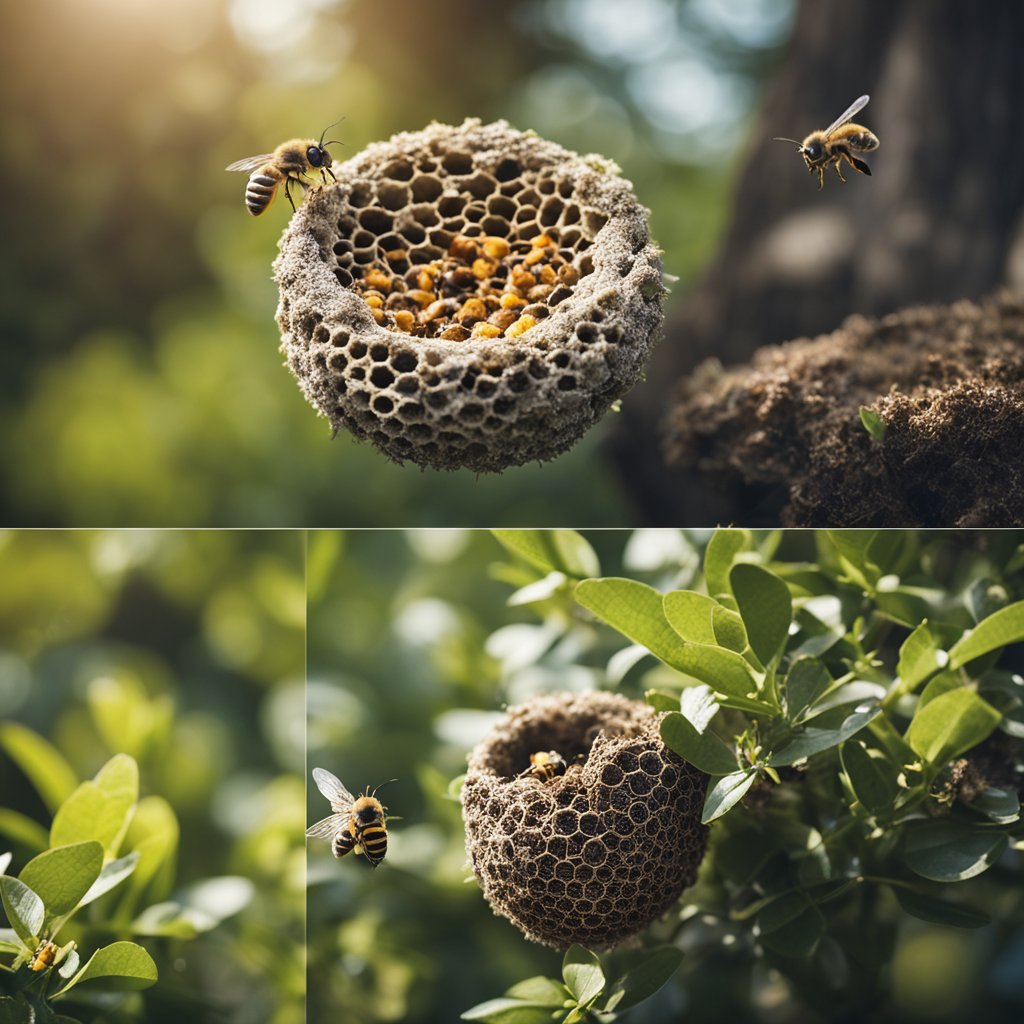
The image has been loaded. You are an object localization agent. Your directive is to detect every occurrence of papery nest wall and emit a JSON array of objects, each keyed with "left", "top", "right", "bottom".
[
  {"left": 274, "top": 119, "right": 664, "bottom": 473},
  {"left": 462, "top": 692, "right": 708, "bottom": 950}
]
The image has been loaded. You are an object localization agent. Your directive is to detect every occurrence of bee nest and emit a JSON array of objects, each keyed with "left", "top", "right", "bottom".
[
  {"left": 274, "top": 119, "right": 664, "bottom": 472},
  {"left": 461, "top": 692, "right": 708, "bottom": 950}
]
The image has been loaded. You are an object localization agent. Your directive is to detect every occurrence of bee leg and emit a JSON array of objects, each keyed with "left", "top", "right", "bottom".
[
  {"left": 834, "top": 160, "right": 847, "bottom": 183},
  {"left": 284, "top": 178, "right": 297, "bottom": 213},
  {"left": 816, "top": 166, "right": 825, "bottom": 190}
]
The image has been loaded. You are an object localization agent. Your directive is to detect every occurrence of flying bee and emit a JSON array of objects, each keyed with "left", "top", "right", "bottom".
[
  {"left": 519, "top": 750, "right": 568, "bottom": 783},
  {"left": 306, "top": 767, "right": 395, "bottom": 868},
  {"left": 226, "top": 117, "right": 344, "bottom": 216},
  {"left": 29, "top": 940, "right": 57, "bottom": 972},
  {"left": 773, "top": 94, "right": 879, "bottom": 189}
]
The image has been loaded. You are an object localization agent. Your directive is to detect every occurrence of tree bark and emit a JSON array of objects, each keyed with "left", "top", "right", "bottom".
[{"left": 610, "top": 0, "right": 1024, "bottom": 525}]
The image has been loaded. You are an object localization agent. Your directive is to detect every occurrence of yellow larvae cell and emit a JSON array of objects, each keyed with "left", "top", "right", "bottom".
[
  {"left": 471, "top": 322, "right": 503, "bottom": 339},
  {"left": 363, "top": 268, "right": 393, "bottom": 291},
  {"left": 482, "top": 236, "right": 511, "bottom": 259},
  {"left": 505, "top": 314, "right": 539, "bottom": 338}
]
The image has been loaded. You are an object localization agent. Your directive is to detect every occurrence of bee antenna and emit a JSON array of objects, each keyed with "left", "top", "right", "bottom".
[
  {"left": 319, "top": 116, "right": 346, "bottom": 148},
  {"left": 370, "top": 778, "right": 398, "bottom": 797},
  {"left": 771, "top": 137, "right": 804, "bottom": 149}
]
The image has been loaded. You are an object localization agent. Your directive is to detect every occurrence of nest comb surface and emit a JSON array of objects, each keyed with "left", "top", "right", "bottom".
[
  {"left": 462, "top": 692, "right": 708, "bottom": 949},
  {"left": 274, "top": 119, "right": 664, "bottom": 472}
]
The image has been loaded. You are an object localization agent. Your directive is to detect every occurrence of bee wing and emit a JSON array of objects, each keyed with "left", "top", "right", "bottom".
[
  {"left": 306, "top": 812, "right": 349, "bottom": 841},
  {"left": 311, "top": 767, "right": 356, "bottom": 811},
  {"left": 225, "top": 153, "right": 274, "bottom": 173},
  {"left": 825, "top": 95, "right": 870, "bottom": 135}
]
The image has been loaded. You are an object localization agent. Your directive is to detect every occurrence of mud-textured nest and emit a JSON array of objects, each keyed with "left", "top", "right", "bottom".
[
  {"left": 665, "top": 294, "right": 1024, "bottom": 526},
  {"left": 462, "top": 692, "right": 708, "bottom": 950},
  {"left": 274, "top": 119, "right": 664, "bottom": 472}
]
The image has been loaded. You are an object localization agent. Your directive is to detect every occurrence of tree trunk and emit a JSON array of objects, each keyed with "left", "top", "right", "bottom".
[{"left": 610, "top": 0, "right": 1024, "bottom": 525}]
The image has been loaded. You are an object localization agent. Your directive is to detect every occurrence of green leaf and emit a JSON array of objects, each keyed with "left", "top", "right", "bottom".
[
  {"left": 757, "top": 892, "right": 825, "bottom": 957},
  {"left": 702, "top": 771, "right": 755, "bottom": 823},
  {"left": 79, "top": 852, "right": 139, "bottom": 908},
  {"left": 892, "top": 887, "right": 990, "bottom": 928},
  {"left": 679, "top": 685, "right": 719, "bottom": 733},
  {"left": 645, "top": 691, "right": 678, "bottom": 713},
  {"left": 840, "top": 741, "right": 897, "bottom": 816},
  {"left": 0, "top": 876, "right": 44, "bottom": 945},
  {"left": 50, "top": 754, "right": 138, "bottom": 857},
  {"left": 948, "top": 600, "right": 1024, "bottom": 669},
  {"left": 897, "top": 622, "right": 948, "bottom": 693},
  {"left": 660, "top": 714, "right": 737, "bottom": 776},
  {"left": 663, "top": 591, "right": 718, "bottom": 645},
  {"left": 768, "top": 706, "right": 881, "bottom": 766},
  {"left": 0, "top": 724, "right": 78, "bottom": 816},
  {"left": 493, "top": 530, "right": 600, "bottom": 579},
  {"left": 904, "top": 688, "right": 1002, "bottom": 767},
  {"left": 562, "top": 945, "right": 605, "bottom": 1006},
  {"left": 576, "top": 579, "right": 688, "bottom": 673},
  {"left": 904, "top": 821, "right": 1008, "bottom": 882},
  {"left": 0, "top": 997, "right": 33, "bottom": 1024},
  {"left": 966, "top": 786, "right": 1020, "bottom": 825},
  {"left": 827, "top": 531, "right": 881, "bottom": 591},
  {"left": 859, "top": 406, "right": 887, "bottom": 441},
  {"left": 460, "top": 1000, "right": 554, "bottom": 1024},
  {"left": 0, "top": 930, "right": 21, "bottom": 954},
  {"left": 603, "top": 946, "right": 683, "bottom": 1012},
  {"left": 0, "top": 810, "right": 49, "bottom": 852},
  {"left": 504, "top": 977, "right": 566, "bottom": 1006},
  {"left": 711, "top": 605, "right": 748, "bottom": 654},
  {"left": 730, "top": 564, "right": 792, "bottom": 665},
  {"left": 704, "top": 529, "right": 751, "bottom": 598},
  {"left": 19, "top": 842, "right": 104, "bottom": 918},
  {"left": 51, "top": 941, "right": 157, "bottom": 998},
  {"left": 674, "top": 643, "right": 763, "bottom": 701},
  {"left": 115, "top": 796, "right": 179, "bottom": 918},
  {"left": 785, "top": 659, "right": 833, "bottom": 720}
]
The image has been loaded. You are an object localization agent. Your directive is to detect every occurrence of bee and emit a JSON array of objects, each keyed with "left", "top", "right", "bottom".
[
  {"left": 306, "top": 767, "right": 395, "bottom": 868},
  {"left": 773, "top": 94, "right": 879, "bottom": 189},
  {"left": 226, "top": 117, "right": 344, "bottom": 216},
  {"left": 29, "top": 940, "right": 57, "bottom": 972},
  {"left": 519, "top": 750, "right": 568, "bottom": 783}
]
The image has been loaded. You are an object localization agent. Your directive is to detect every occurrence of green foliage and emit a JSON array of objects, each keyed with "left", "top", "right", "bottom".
[
  {"left": 1, "top": 531, "right": 305, "bottom": 1024},
  {"left": 462, "top": 944, "right": 682, "bottom": 1023},
  {"left": 457, "top": 529, "right": 1024, "bottom": 1023},
  {"left": 1, "top": 756, "right": 156, "bottom": 1021}
]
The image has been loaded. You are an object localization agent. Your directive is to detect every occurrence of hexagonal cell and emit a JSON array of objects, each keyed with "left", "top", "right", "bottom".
[{"left": 274, "top": 119, "right": 664, "bottom": 472}]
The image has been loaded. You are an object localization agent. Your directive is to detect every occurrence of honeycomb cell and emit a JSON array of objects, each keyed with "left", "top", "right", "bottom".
[
  {"left": 461, "top": 691, "right": 709, "bottom": 950},
  {"left": 274, "top": 119, "right": 665, "bottom": 472}
]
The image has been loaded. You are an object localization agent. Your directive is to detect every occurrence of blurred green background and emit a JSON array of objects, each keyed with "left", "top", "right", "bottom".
[
  {"left": 306, "top": 529, "right": 1024, "bottom": 1024},
  {"left": 0, "top": 0, "right": 793, "bottom": 526},
  {"left": 0, "top": 530, "right": 306, "bottom": 1023}
]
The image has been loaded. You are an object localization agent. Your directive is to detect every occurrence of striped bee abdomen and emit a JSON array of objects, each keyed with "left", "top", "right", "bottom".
[
  {"left": 245, "top": 171, "right": 278, "bottom": 216},
  {"left": 357, "top": 823, "right": 388, "bottom": 866}
]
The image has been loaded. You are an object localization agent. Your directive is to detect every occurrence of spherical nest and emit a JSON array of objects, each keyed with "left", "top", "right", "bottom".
[
  {"left": 665, "top": 294, "right": 1024, "bottom": 526},
  {"left": 274, "top": 119, "right": 664, "bottom": 473},
  {"left": 461, "top": 692, "right": 708, "bottom": 950}
]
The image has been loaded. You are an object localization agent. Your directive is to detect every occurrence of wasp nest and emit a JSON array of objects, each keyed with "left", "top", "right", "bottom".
[
  {"left": 462, "top": 692, "right": 708, "bottom": 950},
  {"left": 666, "top": 294, "right": 1024, "bottom": 526},
  {"left": 274, "top": 119, "right": 664, "bottom": 472}
]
